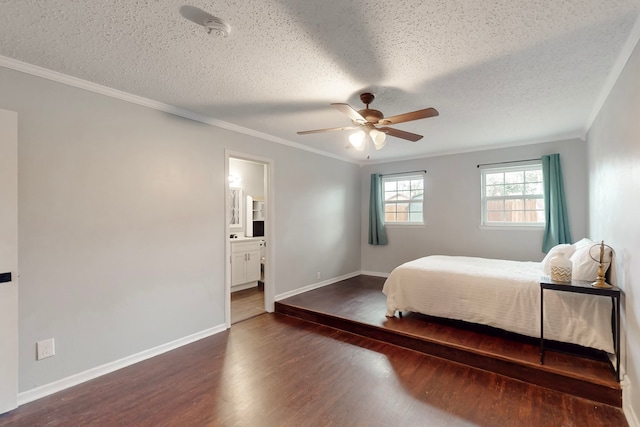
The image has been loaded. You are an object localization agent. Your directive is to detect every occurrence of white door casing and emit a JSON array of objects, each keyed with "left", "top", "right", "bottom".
[
  {"left": 0, "top": 109, "right": 19, "bottom": 414},
  {"left": 226, "top": 151, "right": 275, "bottom": 327}
]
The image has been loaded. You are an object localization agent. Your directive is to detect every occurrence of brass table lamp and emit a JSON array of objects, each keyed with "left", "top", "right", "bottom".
[{"left": 589, "top": 241, "right": 614, "bottom": 288}]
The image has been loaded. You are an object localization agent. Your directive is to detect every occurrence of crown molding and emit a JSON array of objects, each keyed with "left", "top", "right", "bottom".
[
  {"left": 583, "top": 13, "right": 640, "bottom": 136},
  {"left": 362, "top": 131, "right": 585, "bottom": 166},
  {"left": 0, "top": 56, "right": 357, "bottom": 165}
]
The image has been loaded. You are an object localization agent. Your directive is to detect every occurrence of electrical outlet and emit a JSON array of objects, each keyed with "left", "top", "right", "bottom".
[
  {"left": 37, "top": 338, "right": 55, "bottom": 360},
  {"left": 316, "top": 272, "right": 321, "bottom": 280}
]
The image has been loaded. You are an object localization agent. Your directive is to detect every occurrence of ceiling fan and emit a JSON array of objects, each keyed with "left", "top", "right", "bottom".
[{"left": 297, "top": 92, "right": 439, "bottom": 151}]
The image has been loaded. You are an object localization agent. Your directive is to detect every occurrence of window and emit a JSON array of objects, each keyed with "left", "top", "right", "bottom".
[
  {"left": 481, "top": 164, "right": 545, "bottom": 226},
  {"left": 382, "top": 174, "right": 424, "bottom": 224}
]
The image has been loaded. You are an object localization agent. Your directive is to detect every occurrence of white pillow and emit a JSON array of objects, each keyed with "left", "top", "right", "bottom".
[
  {"left": 573, "top": 237, "right": 594, "bottom": 250},
  {"left": 570, "top": 240, "right": 610, "bottom": 281},
  {"left": 541, "top": 243, "right": 576, "bottom": 275}
]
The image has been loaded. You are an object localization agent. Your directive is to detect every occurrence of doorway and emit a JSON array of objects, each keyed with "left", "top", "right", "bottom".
[{"left": 226, "top": 153, "right": 273, "bottom": 325}]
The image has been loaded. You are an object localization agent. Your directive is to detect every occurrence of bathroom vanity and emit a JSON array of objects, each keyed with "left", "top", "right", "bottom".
[{"left": 230, "top": 237, "right": 263, "bottom": 292}]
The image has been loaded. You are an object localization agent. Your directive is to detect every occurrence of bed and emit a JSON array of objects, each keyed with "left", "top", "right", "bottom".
[{"left": 382, "top": 255, "right": 614, "bottom": 354}]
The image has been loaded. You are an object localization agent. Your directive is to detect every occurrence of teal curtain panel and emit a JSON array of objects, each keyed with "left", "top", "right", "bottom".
[
  {"left": 368, "top": 173, "right": 388, "bottom": 245},
  {"left": 541, "top": 154, "right": 572, "bottom": 252}
]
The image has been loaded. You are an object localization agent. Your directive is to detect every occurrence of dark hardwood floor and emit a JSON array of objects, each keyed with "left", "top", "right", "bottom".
[
  {"left": 0, "top": 313, "right": 627, "bottom": 426},
  {"left": 231, "top": 285, "right": 265, "bottom": 324},
  {"left": 276, "top": 275, "right": 622, "bottom": 407}
]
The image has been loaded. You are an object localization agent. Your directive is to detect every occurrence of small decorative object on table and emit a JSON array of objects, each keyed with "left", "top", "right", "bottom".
[
  {"left": 549, "top": 249, "right": 572, "bottom": 283},
  {"left": 589, "top": 241, "right": 614, "bottom": 288}
]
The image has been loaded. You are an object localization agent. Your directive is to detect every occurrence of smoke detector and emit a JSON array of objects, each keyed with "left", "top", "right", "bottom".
[{"left": 203, "top": 17, "right": 231, "bottom": 37}]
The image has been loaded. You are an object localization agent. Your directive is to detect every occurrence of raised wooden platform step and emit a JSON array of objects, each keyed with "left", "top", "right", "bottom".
[{"left": 275, "top": 275, "right": 622, "bottom": 408}]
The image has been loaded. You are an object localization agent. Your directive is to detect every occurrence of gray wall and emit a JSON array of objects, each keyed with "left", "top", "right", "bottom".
[
  {"left": 273, "top": 148, "right": 362, "bottom": 292},
  {"left": 0, "top": 66, "right": 361, "bottom": 392},
  {"left": 587, "top": 37, "right": 640, "bottom": 422},
  {"left": 229, "top": 158, "right": 264, "bottom": 200},
  {"left": 360, "top": 139, "right": 588, "bottom": 274}
]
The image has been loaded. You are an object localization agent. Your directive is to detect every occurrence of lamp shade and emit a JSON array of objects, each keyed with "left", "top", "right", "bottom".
[
  {"left": 349, "top": 130, "right": 366, "bottom": 151},
  {"left": 370, "top": 129, "right": 387, "bottom": 150}
]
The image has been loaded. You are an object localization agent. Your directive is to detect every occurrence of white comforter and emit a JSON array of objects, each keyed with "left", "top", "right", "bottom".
[{"left": 382, "top": 255, "right": 614, "bottom": 353}]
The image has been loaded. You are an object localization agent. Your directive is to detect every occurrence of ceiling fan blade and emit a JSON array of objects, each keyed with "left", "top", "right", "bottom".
[
  {"left": 297, "top": 125, "right": 360, "bottom": 135},
  {"left": 331, "top": 103, "right": 367, "bottom": 123},
  {"left": 379, "top": 127, "right": 424, "bottom": 142},
  {"left": 378, "top": 107, "right": 439, "bottom": 125}
]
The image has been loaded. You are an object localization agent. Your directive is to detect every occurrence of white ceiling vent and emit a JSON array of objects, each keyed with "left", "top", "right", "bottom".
[{"left": 203, "top": 17, "right": 231, "bottom": 37}]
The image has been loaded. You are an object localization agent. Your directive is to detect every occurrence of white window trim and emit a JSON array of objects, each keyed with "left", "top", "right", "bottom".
[
  {"left": 385, "top": 222, "right": 426, "bottom": 228},
  {"left": 479, "top": 224, "right": 544, "bottom": 231},
  {"left": 480, "top": 163, "right": 545, "bottom": 228},
  {"left": 382, "top": 173, "right": 425, "bottom": 225}
]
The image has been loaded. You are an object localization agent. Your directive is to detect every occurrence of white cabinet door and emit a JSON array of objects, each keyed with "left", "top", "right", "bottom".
[
  {"left": 231, "top": 252, "right": 247, "bottom": 286},
  {"left": 231, "top": 241, "right": 261, "bottom": 287},
  {"left": 245, "top": 249, "right": 261, "bottom": 282},
  {"left": 0, "top": 110, "right": 18, "bottom": 414}
]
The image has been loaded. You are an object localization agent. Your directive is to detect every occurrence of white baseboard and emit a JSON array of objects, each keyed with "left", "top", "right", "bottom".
[
  {"left": 360, "top": 270, "right": 389, "bottom": 278},
  {"left": 275, "top": 271, "right": 361, "bottom": 301},
  {"left": 623, "top": 375, "right": 639, "bottom": 427},
  {"left": 16, "top": 271, "right": 369, "bottom": 406},
  {"left": 17, "top": 323, "right": 227, "bottom": 406},
  {"left": 16, "top": 277, "right": 636, "bottom": 424}
]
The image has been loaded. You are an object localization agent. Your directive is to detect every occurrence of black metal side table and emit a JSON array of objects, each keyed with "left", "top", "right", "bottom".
[{"left": 540, "top": 278, "right": 622, "bottom": 381}]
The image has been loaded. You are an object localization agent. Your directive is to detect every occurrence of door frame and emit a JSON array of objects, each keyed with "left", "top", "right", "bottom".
[
  {"left": 0, "top": 109, "right": 19, "bottom": 414},
  {"left": 225, "top": 150, "right": 275, "bottom": 328}
]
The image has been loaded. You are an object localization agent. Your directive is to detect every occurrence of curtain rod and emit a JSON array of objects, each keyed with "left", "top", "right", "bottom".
[
  {"left": 381, "top": 169, "right": 426, "bottom": 177},
  {"left": 476, "top": 158, "right": 540, "bottom": 168}
]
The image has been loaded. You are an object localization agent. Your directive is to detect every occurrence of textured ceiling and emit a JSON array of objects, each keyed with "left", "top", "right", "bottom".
[{"left": 1, "top": 0, "right": 639, "bottom": 163}]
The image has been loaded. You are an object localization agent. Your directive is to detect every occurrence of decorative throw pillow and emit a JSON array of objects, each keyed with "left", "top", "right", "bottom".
[
  {"left": 570, "top": 239, "right": 610, "bottom": 281},
  {"left": 541, "top": 243, "right": 576, "bottom": 275}
]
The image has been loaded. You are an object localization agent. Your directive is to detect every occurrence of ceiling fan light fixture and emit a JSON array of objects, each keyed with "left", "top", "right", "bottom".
[
  {"left": 370, "top": 129, "right": 387, "bottom": 150},
  {"left": 349, "top": 130, "right": 366, "bottom": 151},
  {"left": 297, "top": 92, "right": 437, "bottom": 154}
]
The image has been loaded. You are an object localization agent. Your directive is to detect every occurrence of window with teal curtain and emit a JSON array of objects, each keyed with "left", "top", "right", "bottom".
[
  {"left": 541, "top": 154, "right": 572, "bottom": 252},
  {"left": 368, "top": 173, "right": 388, "bottom": 245}
]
